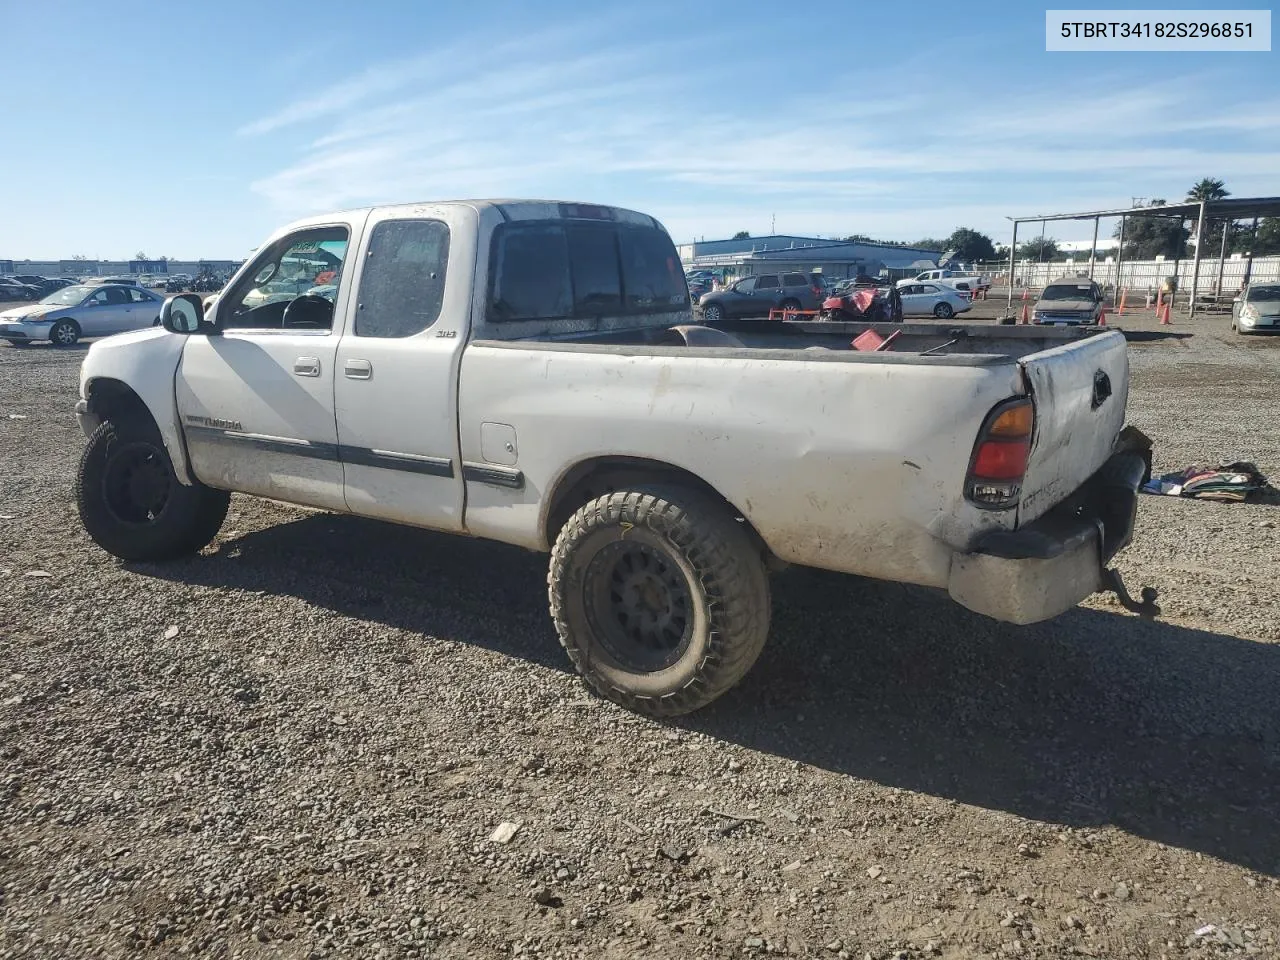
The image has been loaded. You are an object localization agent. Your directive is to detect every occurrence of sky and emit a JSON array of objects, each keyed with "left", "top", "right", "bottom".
[{"left": 1, "top": 0, "right": 1277, "bottom": 259}]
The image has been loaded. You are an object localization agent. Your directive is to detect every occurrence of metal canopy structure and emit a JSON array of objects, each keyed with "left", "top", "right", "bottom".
[{"left": 1005, "top": 195, "right": 1280, "bottom": 318}]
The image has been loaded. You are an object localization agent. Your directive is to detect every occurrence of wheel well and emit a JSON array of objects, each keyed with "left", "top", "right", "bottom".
[
  {"left": 85, "top": 378, "right": 155, "bottom": 430},
  {"left": 543, "top": 456, "right": 771, "bottom": 559}
]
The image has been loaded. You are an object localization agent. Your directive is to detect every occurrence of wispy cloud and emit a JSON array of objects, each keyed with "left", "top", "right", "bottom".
[{"left": 237, "top": 21, "right": 1280, "bottom": 241}]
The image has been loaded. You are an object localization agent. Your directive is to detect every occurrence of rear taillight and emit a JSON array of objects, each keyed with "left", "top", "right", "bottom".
[{"left": 966, "top": 398, "right": 1034, "bottom": 508}]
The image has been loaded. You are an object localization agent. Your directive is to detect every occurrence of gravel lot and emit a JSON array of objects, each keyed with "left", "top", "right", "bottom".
[{"left": 2, "top": 306, "right": 1279, "bottom": 960}]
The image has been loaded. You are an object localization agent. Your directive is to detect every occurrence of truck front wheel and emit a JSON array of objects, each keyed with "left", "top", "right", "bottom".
[
  {"left": 549, "top": 485, "right": 770, "bottom": 717},
  {"left": 76, "top": 419, "right": 230, "bottom": 561}
]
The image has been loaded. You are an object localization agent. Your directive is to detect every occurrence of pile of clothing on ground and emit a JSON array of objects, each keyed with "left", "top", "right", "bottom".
[{"left": 1142, "top": 459, "right": 1275, "bottom": 502}]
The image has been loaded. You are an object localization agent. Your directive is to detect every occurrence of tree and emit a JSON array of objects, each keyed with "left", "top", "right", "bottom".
[
  {"left": 911, "top": 237, "right": 946, "bottom": 252},
  {"left": 1185, "top": 178, "right": 1232, "bottom": 255},
  {"left": 134, "top": 251, "right": 149, "bottom": 261},
  {"left": 1018, "top": 237, "right": 1059, "bottom": 261},
  {"left": 1237, "top": 217, "right": 1280, "bottom": 257},
  {"left": 1114, "top": 199, "right": 1188, "bottom": 259},
  {"left": 731, "top": 231, "right": 751, "bottom": 240},
  {"left": 944, "top": 227, "right": 997, "bottom": 262},
  {"left": 70, "top": 254, "right": 88, "bottom": 261},
  {"left": 1187, "top": 177, "right": 1229, "bottom": 203}
]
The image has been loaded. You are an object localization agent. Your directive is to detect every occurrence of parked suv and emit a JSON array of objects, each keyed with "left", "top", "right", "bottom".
[
  {"left": 698, "top": 272, "right": 824, "bottom": 321},
  {"left": 1032, "top": 278, "right": 1105, "bottom": 326}
]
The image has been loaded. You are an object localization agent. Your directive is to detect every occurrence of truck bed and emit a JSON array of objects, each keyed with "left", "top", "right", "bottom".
[{"left": 498, "top": 319, "right": 1105, "bottom": 363}]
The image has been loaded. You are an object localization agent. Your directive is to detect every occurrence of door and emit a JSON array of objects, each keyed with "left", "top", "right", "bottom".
[
  {"left": 79, "top": 285, "right": 132, "bottom": 336},
  {"left": 175, "top": 223, "right": 360, "bottom": 510},
  {"left": 334, "top": 209, "right": 469, "bottom": 531},
  {"left": 123, "top": 287, "right": 161, "bottom": 332},
  {"left": 725, "top": 276, "right": 755, "bottom": 317},
  {"left": 752, "top": 274, "right": 780, "bottom": 314},
  {"left": 899, "top": 283, "right": 926, "bottom": 314}
]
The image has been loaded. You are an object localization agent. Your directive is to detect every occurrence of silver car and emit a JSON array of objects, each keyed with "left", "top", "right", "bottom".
[
  {"left": 0, "top": 284, "right": 164, "bottom": 347},
  {"left": 1232, "top": 282, "right": 1280, "bottom": 335},
  {"left": 896, "top": 282, "right": 972, "bottom": 319}
]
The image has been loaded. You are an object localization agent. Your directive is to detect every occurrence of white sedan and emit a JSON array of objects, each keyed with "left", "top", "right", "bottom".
[
  {"left": 0, "top": 284, "right": 163, "bottom": 346},
  {"left": 896, "top": 282, "right": 972, "bottom": 319}
]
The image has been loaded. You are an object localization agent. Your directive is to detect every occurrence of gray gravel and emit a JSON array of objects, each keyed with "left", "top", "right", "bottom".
[{"left": 2, "top": 318, "right": 1279, "bottom": 959}]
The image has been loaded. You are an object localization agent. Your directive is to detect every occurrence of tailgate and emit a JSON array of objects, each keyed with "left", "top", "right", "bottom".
[{"left": 1017, "top": 330, "right": 1129, "bottom": 524}]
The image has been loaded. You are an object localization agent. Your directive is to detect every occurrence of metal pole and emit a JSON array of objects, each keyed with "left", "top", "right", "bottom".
[
  {"left": 1171, "top": 218, "right": 1184, "bottom": 310},
  {"left": 1115, "top": 215, "right": 1127, "bottom": 301},
  {"left": 1189, "top": 201, "right": 1205, "bottom": 318},
  {"left": 1215, "top": 217, "right": 1230, "bottom": 299},
  {"left": 1007, "top": 220, "right": 1018, "bottom": 317},
  {"left": 1087, "top": 216, "right": 1099, "bottom": 280},
  {"left": 1244, "top": 216, "right": 1259, "bottom": 287}
]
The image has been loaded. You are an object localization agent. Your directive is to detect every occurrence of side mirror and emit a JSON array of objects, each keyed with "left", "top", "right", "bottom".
[{"left": 161, "top": 293, "right": 206, "bottom": 334}]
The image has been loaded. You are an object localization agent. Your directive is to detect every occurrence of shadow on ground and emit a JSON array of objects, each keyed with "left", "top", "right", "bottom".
[{"left": 139, "top": 511, "right": 1280, "bottom": 874}]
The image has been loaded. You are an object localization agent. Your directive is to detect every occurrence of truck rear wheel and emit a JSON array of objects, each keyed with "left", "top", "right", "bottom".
[
  {"left": 76, "top": 418, "right": 229, "bottom": 561},
  {"left": 549, "top": 485, "right": 770, "bottom": 717}
]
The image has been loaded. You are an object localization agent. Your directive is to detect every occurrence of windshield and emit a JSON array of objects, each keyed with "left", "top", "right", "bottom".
[
  {"left": 1041, "top": 284, "right": 1093, "bottom": 301},
  {"left": 1246, "top": 285, "right": 1280, "bottom": 301},
  {"left": 40, "top": 285, "right": 90, "bottom": 305}
]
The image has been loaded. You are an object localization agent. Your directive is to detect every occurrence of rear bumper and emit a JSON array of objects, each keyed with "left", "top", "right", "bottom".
[{"left": 948, "top": 430, "right": 1150, "bottom": 625}]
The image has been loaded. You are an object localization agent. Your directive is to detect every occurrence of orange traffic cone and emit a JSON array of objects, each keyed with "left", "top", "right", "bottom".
[
  {"left": 1116, "top": 288, "right": 1127, "bottom": 316},
  {"left": 1097, "top": 305, "right": 1107, "bottom": 326},
  {"left": 1155, "top": 290, "right": 1163, "bottom": 315},
  {"left": 1021, "top": 287, "right": 1029, "bottom": 301},
  {"left": 1159, "top": 304, "right": 1172, "bottom": 325},
  {"left": 1019, "top": 304, "right": 1030, "bottom": 324}
]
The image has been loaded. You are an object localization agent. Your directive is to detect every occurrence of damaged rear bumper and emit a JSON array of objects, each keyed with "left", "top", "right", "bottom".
[{"left": 948, "top": 427, "right": 1156, "bottom": 625}]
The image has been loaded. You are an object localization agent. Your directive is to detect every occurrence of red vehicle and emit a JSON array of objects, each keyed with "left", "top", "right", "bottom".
[{"left": 818, "top": 282, "right": 903, "bottom": 323}]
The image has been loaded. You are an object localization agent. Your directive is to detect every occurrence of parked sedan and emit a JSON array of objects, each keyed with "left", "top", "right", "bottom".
[
  {"left": 0, "top": 283, "right": 163, "bottom": 346},
  {"left": 0, "top": 278, "right": 41, "bottom": 301},
  {"left": 1232, "top": 283, "right": 1280, "bottom": 334},
  {"left": 897, "top": 282, "right": 972, "bottom": 319}
]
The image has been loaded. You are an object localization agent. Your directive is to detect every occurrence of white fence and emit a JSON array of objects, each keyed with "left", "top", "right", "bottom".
[{"left": 983, "top": 255, "right": 1280, "bottom": 296}]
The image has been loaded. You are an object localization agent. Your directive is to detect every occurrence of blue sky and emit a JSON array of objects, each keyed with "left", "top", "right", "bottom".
[{"left": 2, "top": 0, "right": 1276, "bottom": 259}]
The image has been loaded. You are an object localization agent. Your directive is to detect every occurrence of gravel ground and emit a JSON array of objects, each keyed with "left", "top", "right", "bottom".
[{"left": 2, "top": 311, "right": 1279, "bottom": 960}]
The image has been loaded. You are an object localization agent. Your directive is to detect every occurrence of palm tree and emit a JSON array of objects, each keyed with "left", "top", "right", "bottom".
[{"left": 1186, "top": 177, "right": 1229, "bottom": 203}]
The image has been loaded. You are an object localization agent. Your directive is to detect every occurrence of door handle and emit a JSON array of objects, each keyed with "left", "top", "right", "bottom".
[
  {"left": 293, "top": 357, "right": 321, "bottom": 377},
  {"left": 344, "top": 359, "right": 372, "bottom": 380}
]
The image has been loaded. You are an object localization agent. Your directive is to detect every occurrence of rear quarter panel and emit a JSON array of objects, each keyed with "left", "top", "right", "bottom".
[{"left": 458, "top": 345, "right": 1026, "bottom": 588}]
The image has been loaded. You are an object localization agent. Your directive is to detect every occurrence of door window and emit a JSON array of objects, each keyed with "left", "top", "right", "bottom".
[
  {"left": 732, "top": 277, "right": 756, "bottom": 294},
  {"left": 755, "top": 275, "right": 779, "bottom": 291},
  {"left": 223, "top": 227, "right": 350, "bottom": 331},
  {"left": 128, "top": 287, "right": 154, "bottom": 303},
  {"left": 102, "top": 286, "right": 130, "bottom": 305},
  {"left": 86, "top": 288, "right": 114, "bottom": 306},
  {"left": 354, "top": 219, "right": 450, "bottom": 338},
  {"left": 782, "top": 273, "right": 808, "bottom": 287}
]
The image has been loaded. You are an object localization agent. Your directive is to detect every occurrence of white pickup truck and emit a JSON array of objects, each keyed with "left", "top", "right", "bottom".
[
  {"left": 899, "top": 268, "right": 991, "bottom": 296},
  {"left": 73, "top": 199, "right": 1156, "bottom": 717}
]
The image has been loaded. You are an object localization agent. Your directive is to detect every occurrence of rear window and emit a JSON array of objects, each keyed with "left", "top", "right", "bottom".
[
  {"left": 488, "top": 220, "right": 686, "bottom": 323},
  {"left": 1247, "top": 285, "right": 1280, "bottom": 301}
]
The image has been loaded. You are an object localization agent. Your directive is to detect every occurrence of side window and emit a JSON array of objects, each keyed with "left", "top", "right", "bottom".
[
  {"left": 104, "top": 286, "right": 130, "bottom": 305},
  {"left": 354, "top": 219, "right": 450, "bottom": 338},
  {"left": 223, "top": 226, "right": 350, "bottom": 331},
  {"left": 489, "top": 223, "right": 572, "bottom": 323},
  {"left": 128, "top": 287, "right": 153, "bottom": 303},
  {"left": 566, "top": 222, "right": 622, "bottom": 315},
  {"left": 755, "top": 275, "right": 779, "bottom": 290},
  {"left": 782, "top": 272, "right": 808, "bottom": 287},
  {"left": 617, "top": 225, "right": 687, "bottom": 312},
  {"left": 735, "top": 277, "right": 756, "bottom": 294},
  {"left": 88, "top": 289, "right": 111, "bottom": 306}
]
